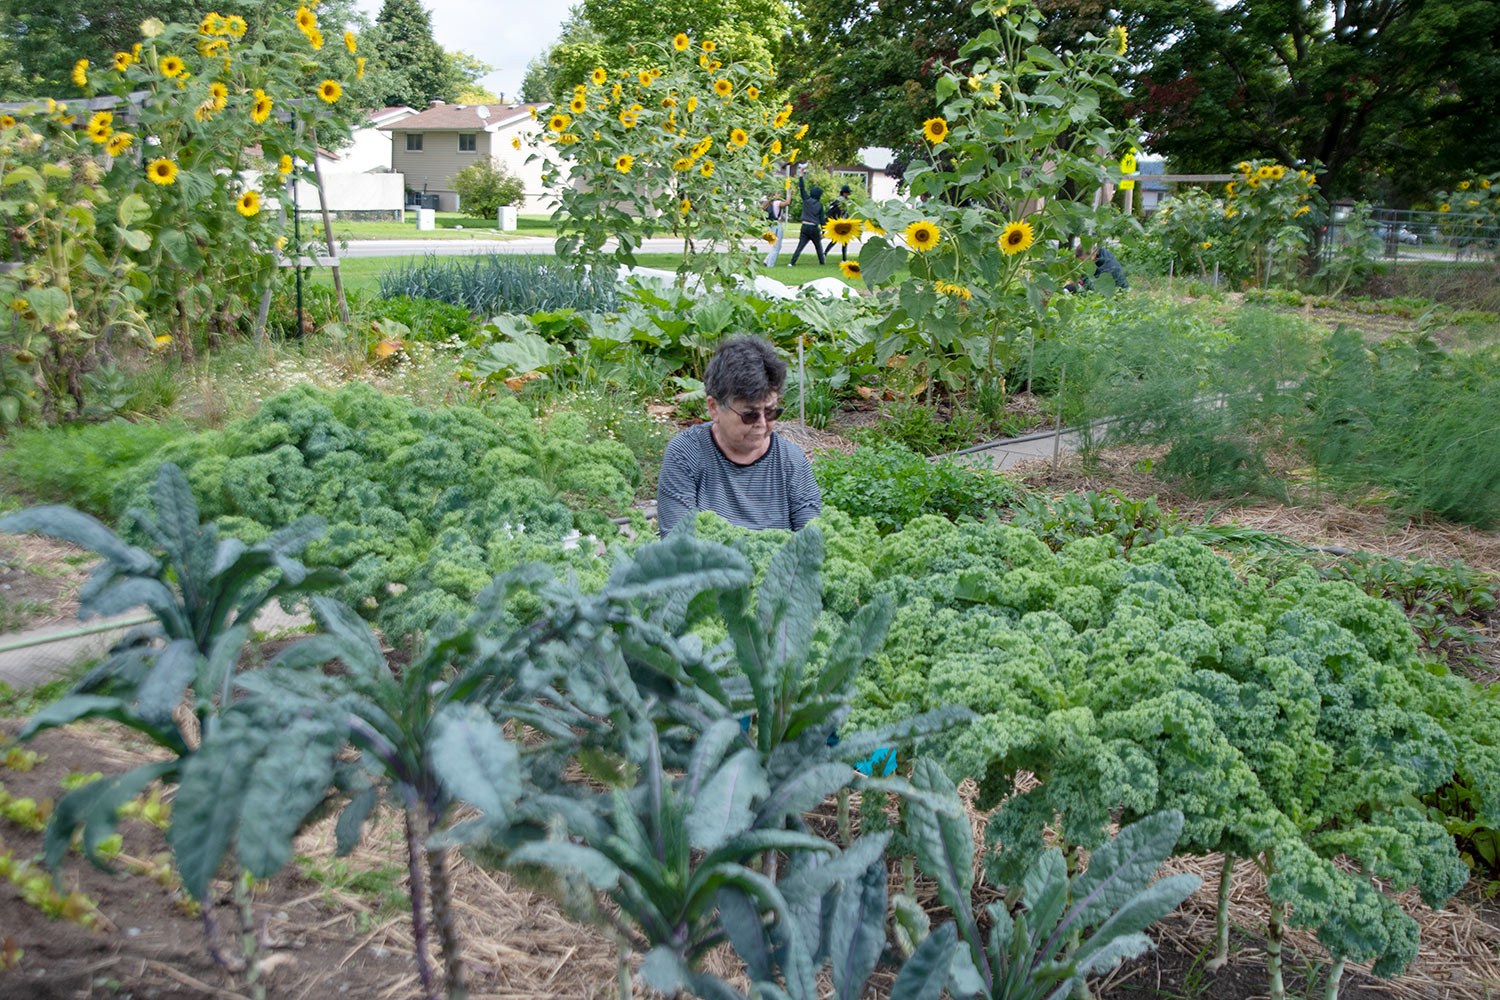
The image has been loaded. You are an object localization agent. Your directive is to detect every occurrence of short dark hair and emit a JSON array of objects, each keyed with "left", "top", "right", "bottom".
[
  {"left": 704, "top": 336, "right": 786, "bottom": 404},
  {"left": 839, "top": 184, "right": 852, "bottom": 196}
]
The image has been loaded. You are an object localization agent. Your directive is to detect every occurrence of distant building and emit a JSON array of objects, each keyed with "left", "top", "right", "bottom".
[{"left": 381, "top": 101, "right": 552, "bottom": 214}]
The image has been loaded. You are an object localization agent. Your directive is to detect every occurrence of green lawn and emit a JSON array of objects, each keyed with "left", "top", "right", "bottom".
[
  {"left": 324, "top": 212, "right": 558, "bottom": 241},
  {"left": 313, "top": 252, "right": 869, "bottom": 298}
]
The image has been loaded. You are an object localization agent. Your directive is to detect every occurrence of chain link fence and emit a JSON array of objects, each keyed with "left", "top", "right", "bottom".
[{"left": 1321, "top": 206, "right": 1500, "bottom": 266}]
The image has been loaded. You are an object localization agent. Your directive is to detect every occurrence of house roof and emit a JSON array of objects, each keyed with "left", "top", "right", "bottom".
[
  {"left": 369, "top": 105, "right": 418, "bottom": 126},
  {"left": 380, "top": 102, "right": 545, "bottom": 132}
]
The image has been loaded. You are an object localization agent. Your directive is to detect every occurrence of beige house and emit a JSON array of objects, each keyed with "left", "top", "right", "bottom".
[{"left": 381, "top": 101, "right": 553, "bottom": 215}]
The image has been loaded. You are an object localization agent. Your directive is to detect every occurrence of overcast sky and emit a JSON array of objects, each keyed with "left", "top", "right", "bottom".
[{"left": 352, "top": 0, "right": 573, "bottom": 103}]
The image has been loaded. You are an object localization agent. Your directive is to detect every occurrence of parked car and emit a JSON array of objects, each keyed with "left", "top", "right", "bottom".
[{"left": 1378, "top": 224, "right": 1421, "bottom": 245}]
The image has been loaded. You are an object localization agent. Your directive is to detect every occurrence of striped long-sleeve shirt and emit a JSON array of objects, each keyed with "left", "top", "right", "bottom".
[{"left": 656, "top": 423, "right": 822, "bottom": 537}]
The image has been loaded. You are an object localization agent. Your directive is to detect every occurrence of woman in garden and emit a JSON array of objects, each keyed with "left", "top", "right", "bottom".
[
  {"left": 764, "top": 191, "right": 788, "bottom": 267},
  {"left": 789, "top": 168, "right": 827, "bottom": 266},
  {"left": 655, "top": 336, "right": 822, "bottom": 536}
]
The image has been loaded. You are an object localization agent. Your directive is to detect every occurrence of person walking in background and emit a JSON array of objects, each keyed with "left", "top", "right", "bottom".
[
  {"left": 1065, "top": 239, "right": 1130, "bottom": 292},
  {"left": 789, "top": 167, "right": 826, "bottom": 266},
  {"left": 824, "top": 184, "right": 853, "bottom": 261},
  {"left": 763, "top": 190, "right": 787, "bottom": 267}
]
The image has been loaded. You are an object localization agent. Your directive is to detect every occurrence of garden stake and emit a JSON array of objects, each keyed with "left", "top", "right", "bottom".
[
  {"left": 1213, "top": 261, "right": 1220, "bottom": 288},
  {"left": 798, "top": 333, "right": 806, "bottom": 425},
  {"left": 1053, "top": 365, "right": 1066, "bottom": 470},
  {"left": 308, "top": 121, "right": 350, "bottom": 324}
]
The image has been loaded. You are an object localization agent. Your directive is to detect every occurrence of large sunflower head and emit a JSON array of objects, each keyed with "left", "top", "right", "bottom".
[
  {"left": 147, "top": 157, "right": 179, "bottom": 186},
  {"left": 824, "top": 218, "right": 860, "bottom": 244},
  {"left": 113, "top": 51, "right": 134, "bottom": 72},
  {"left": 72, "top": 59, "right": 89, "bottom": 87},
  {"left": 279, "top": 154, "right": 294, "bottom": 175},
  {"left": 904, "top": 220, "right": 941, "bottom": 252},
  {"left": 700, "top": 159, "right": 715, "bottom": 177},
  {"left": 679, "top": 197, "right": 691, "bottom": 215},
  {"left": 762, "top": 231, "right": 778, "bottom": 245},
  {"left": 209, "top": 81, "right": 229, "bottom": 110},
  {"left": 236, "top": 190, "right": 261, "bottom": 217},
  {"left": 105, "top": 132, "right": 132, "bottom": 156},
  {"left": 999, "top": 220, "right": 1035, "bottom": 255},
  {"left": 729, "top": 128, "right": 748, "bottom": 148},
  {"left": 746, "top": 86, "right": 759, "bottom": 100},
  {"left": 702, "top": 39, "right": 716, "bottom": 52},
  {"left": 569, "top": 95, "right": 587, "bottom": 113},
  {"left": 922, "top": 117, "right": 948, "bottom": 144},
  {"left": 672, "top": 156, "right": 692, "bottom": 172},
  {"left": 295, "top": 6, "right": 317, "bottom": 31},
  {"left": 549, "top": 112, "right": 572, "bottom": 132},
  {"left": 673, "top": 33, "right": 690, "bottom": 51},
  {"left": 1255, "top": 164, "right": 1274, "bottom": 180},
  {"left": 591, "top": 66, "right": 607, "bottom": 85},
  {"left": 345, "top": 30, "right": 357, "bottom": 53},
  {"left": 713, "top": 78, "right": 732, "bottom": 98},
  {"left": 226, "top": 15, "right": 247, "bottom": 37},
  {"left": 1269, "top": 164, "right": 1286, "bottom": 180},
  {"left": 251, "top": 91, "right": 273, "bottom": 123},
  {"left": 839, "top": 261, "right": 862, "bottom": 279},
  {"left": 615, "top": 154, "right": 634, "bottom": 173},
  {"left": 317, "top": 79, "right": 342, "bottom": 104},
  {"left": 160, "top": 54, "right": 185, "bottom": 78}
]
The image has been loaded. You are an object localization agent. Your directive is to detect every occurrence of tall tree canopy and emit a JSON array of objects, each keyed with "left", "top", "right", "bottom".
[
  {"left": 525, "top": 0, "right": 789, "bottom": 103},
  {"left": 0, "top": 0, "right": 199, "bottom": 97},
  {"left": 1125, "top": 0, "right": 1500, "bottom": 201},
  {"left": 372, "top": 0, "right": 456, "bottom": 107}
]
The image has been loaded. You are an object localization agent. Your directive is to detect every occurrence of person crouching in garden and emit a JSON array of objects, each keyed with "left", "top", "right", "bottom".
[{"left": 656, "top": 336, "right": 822, "bottom": 536}]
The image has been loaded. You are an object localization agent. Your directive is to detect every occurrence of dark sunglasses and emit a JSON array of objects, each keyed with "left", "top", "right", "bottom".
[{"left": 724, "top": 402, "right": 784, "bottom": 424}]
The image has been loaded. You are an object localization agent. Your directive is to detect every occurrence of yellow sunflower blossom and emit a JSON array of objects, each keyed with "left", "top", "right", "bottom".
[
  {"left": 679, "top": 197, "right": 691, "bottom": 214},
  {"left": 1457, "top": 180, "right": 1471, "bottom": 191},
  {"left": 0, "top": 114, "right": 17, "bottom": 129},
  {"left": 1292, "top": 204, "right": 1311, "bottom": 217},
  {"left": 306, "top": 27, "right": 324, "bottom": 50},
  {"left": 317, "top": 79, "right": 341, "bottom": 103},
  {"left": 839, "top": 261, "right": 862, "bottom": 279},
  {"left": 160, "top": 54, "right": 185, "bottom": 78},
  {"left": 251, "top": 90, "right": 273, "bottom": 123},
  {"left": 511, "top": 136, "right": 522, "bottom": 150},
  {"left": 771, "top": 139, "right": 782, "bottom": 154},
  {"left": 209, "top": 81, "right": 229, "bottom": 111},
  {"left": 935, "top": 280, "right": 974, "bottom": 301},
  {"left": 700, "top": 160, "right": 715, "bottom": 177},
  {"left": 1480, "top": 179, "right": 1490, "bottom": 190},
  {"left": 686, "top": 94, "right": 698, "bottom": 113},
  {"left": 615, "top": 154, "right": 634, "bottom": 173},
  {"left": 619, "top": 110, "right": 639, "bottom": 128},
  {"left": 714, "top": 78, "right": 732, "bottom": 98},
  {"left": 692, "top": 136, "right": 712, "bottom": 158},
  {"left": 1269, "top": 164, "right": 1286, "bottom": 180},
  {"left": 296, "top": 6, "right": 317, "bottom": 31},
  {"left": 86, "top": 121, "right": 111, "bottom": 143},
  {"left": 590, "top": 67, "right": 607, "bottom": 86},
  {"left": 746, "top": 86, "right": 759, "bottom": 100},
  {"left": 113, "top": 51, "right": 134, "bottom": 72},
  {"left": 998, "top": 219, "right": 1034, "bottom": 254},
  {"left": 1199, "top": 241, "right": 1212, "bottom": 250},
  {"left": 794, "top": 123, "right": 808, "bottom": 140},
  {"left": 200, "top": 12, "right": 224, "bottom": 34},
  {"left": 1111, "top": 25, "right": 1128, "bottom": 55},
  {"left": 279, "top": 154, "right": 294, "bottom": 175},
  {"left": 1246, "top": 175, "right": 1260, "bottom": 188},
  {"left": 673, "top": 32, "right": 690, "bottom": 51},
  {"left": 356, "top": 57, "right": 366, "bottom": 79},
  {"left": 236, "top": 190, "right": 261, "bottom": 217},
  {"left": 1255, "top": 164, "right": 1274, "bottom": 180},
  {"left": 762, "top": 231, "right": 777, "bottom": 245},
  {"left": 729, "top": 128, "right": 748, "bottom": 148},
  {"left": 823, "top": 218, "right": 860, "bottom": 245},
  {"left": 922, "top": 117, "right": 948, "bottom": 143},
  {"left": 773, "top": 105, "right": 791, "bottom": 128},
  {"left": 226, "top": 15, "right": 247, "bottom": 37},
  {"left": 548, "top": 112, "right": 572, "bottom": 132},
  {"left": 673, "top": 156, "right": 692, "bottom": 172},
  {"left": 147, "top": 157, "right": 179, "bottom": 186},
  {"left": 570, "top": 95, "right": 587, "bottom": 113},
  {"left": 72, "top": 59, "right": 89, "bottom": 87},
  {"left": 345, "top": 31, "right": 357, "bottom": 53},
  {"left": 905, "top": 220, "right": 941, "bottom": 252},
  {"left": 702, "top": 39, "right": 716, "bottom": 52}
]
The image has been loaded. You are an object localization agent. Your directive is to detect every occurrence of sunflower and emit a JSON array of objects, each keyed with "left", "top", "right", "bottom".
[
  {"left": 147, "top": 157, "right": 179, "bottom": 186},
  {"left": 692, "top": 136, "right": 712, "bottom": 158},
  {"left": 998, "top": 219, "right": 1035, "bottom": 255},
  {"left": 615, "top": 154, "right": 633, "bottom": 173},
  {"left": 922, "top": 117, "right": 948, "bottom": 143},
  {"left": 679, "top": 197, "right": 691, "bottom": 214},
  {"left": 591, "top": 66, "right": 608, "bottom": 86},
  {"left": 113, "top": 51, "right": 134, "bottom": 71},
  {"left": 279, "top": 154, "right": 294, "bottom": 175},
  {"left": 619, "top": 110, "right": 639, "bottom": 128},
  {"left": 700, "top": 159, "right": 715, "bottom": 177},
  {"left": 863, "top": 220, "right": 885, "bottom": 236},
  {"left": 86, "top": 121, "right": 111, "bottom": 143},
  {"left": 510, "top": 136, "right": 522, "bottom": 151},
  {"left": 1457, "top": 180, "right": 1471, "bottom": 191},
  {"left": 823, "top": 218, "right": 860, "bottom": 245},
  {"left": 770, "top": 139, "right": 782, "bottom": 154},
  {"left": 729, "top": 127, "right": 748, "bottom": 148},
  {"left": 317, "top": 79, "right": 342, "bottom": 103},
  {"left": 713, "top": 78, "right": 732, "bottom": 98},
  {"left": 773, "top": 106, "right": 791, "bottom": 128},
  {"left": 1224, "top": 181, "right": 1237, "bottom": 196},
  {"left": 355, "top": 57, "right": 366, "bottom": 79},
  {"left": 1292, "top": 204, "right": 1311, "bottom": 218},
  {"left": 226, "top": 15, "right": 247, "bottom": 37},
  {"left": 569, "top": 95, "right": 587, "bottom": 113},
  {"left": 72, "top": 59, "right": 89, "bottom": 87},
  {"left": 762, "top": 231, "right": 778, "bottom": 245},
  {"left": 160, "top": 54, "right": 185, "bottom": 78},
  {"left": 0, "top": 115, "right": 15, "bottom": 129},
  {"left": 295, "top": 6, "right": 316, "bottom": 31},
  {"left": 236, "top": 190, "right": 260, "bottom": 217},
  {"left": 746, "top": 86, "right": 759, "bottom": 100},
  {"left": 342, "top": 30, "right": 357, "bottom": 54},
  {"left": 1482, "top": 179, "right": 1491, "bottom": 190},
  {"left": 200, "top": 12, "right": 223, "bottom": 34},
  {"left": 839, "top": 261, "right": 862, "bottom": 279},
  {"left": 1254, "top": 164, "right": 1273, "bottom": 180},
  {"left": 209, "top": 81, "right": 229, "bottom": 111},
  {"left": 788, "top": 147, "right": 799, "bottom": 164},
  {"left": 548, "top": 112, "right": 572, "bottom": 132},
  {"left": 935, "top": 280, "right": 973, "bottom": 301},
  {"left": 686, "top": 95, "right": 698, "bottom": 113},
  {"left": 702, "top": 39, "right": 716, "bottom": 52},
  {"left": 904, "top": 220, "right": 941, "bottom": 252},
  {"left": 1199, "top": 241, "right": 1212, "bottom": 250},
  {"left": 1111, "top": 25, "right": 1128, "bottom": 55},
  {"left": 88, "top": 110, "right": 113, "bottom": 130},
  {"left": 673, "top": 32, "right": 690, "bottom": 51},
  {"left": 306, "top": 27, "right": 324, "bottom": 49},
  {"left": 795, "top": 123, "right": 808, "bottom": 140},
  {"left": 251, "top": 90, "right": 273, "bottom": 123},
  {"left": 1269, "top": 164, "right": 1286, "bottom": 180}
]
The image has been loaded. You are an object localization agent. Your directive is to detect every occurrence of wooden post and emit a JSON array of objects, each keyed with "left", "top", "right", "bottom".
[
  {"left": 307, "top": 121, "right": 350, "bottom": 324},
  {"left": 1052, "top": 365, "right": 1066, "bottom": 471}
]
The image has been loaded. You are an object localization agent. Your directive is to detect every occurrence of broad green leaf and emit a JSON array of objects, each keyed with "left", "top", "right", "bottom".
[
  {"left": 908, "top": 759, "right": 975, "bottom": 932},
  {"left": 892, "top": 892, "right": 931, "bottom": 958},
  {"left": 430, "top": 702, "right": 521, "bottom": 818},
  {"left": 304, "top": 596, "right": 387, "bottom": 680},
  {"left": 889, "top": 920, "right": 959, "bottom": 1000},
  {"left": 3, "top": 165, "right": 42, "bottom": 191},
  {"left": 757, "top": 526, "right": 823, "bottom": 680},
  {"left": 1070, "top": 873, "right": 1199, "bottom": 969},
  {"left": 815, "top": 595, "right": 895, "bottom": 697},
  {"left": 605, "top": 532, "right": 752, "bottom": 600},
  {"left": 117, "top": 193, "right": 150, "bottom": 226},
  {"left": 935, "top": 76, "right": 958, "bottom": 104},
  {"left": 114, "top": 225, "right": 151, "bottom": 252},
  {"left": 150, "top": 463, "right": 200, "bottom": 571},
  {"left": 134, "top": 639, "right": 200, "bottom": 724},
  {"left": 687, "top": 717, "right": 749, "bottom": 798},
  {"left": 81, "top": 576, "right": 183, "bottom": 629},
  {"left": 640, "top": 947, "right": 689, "bottom": 995},
  {"left": 860, "top": 237, "right": 907, "bottom": 285},
  {"left": 237, "top": 713, "right": 342, "bottom": 879},
  {"left": 717, "top": 886, "right": 773, "bottom": 980},
  {"left": 0, "top": 507, "right": 155, "bottom": 574},
  {"left": 755, "top": 762, "right": 855, "bottom": 827},
  {"left": 169, "top": 714, "right": 268, "bottom": 899},
  {"left": 830, "top": 860, "right": 887, "bottom": 1000},
  {"left": 1070, "top": 810, "right": 1186, "bottom": 928},
  {"left": 507, "top": 840, "right": 621, "bottom": 889},
  {"left": 687, "top": 748, "right": 767, "bottom": 851},
  {"left": 336, "top": 785, "right": 378, "bottom": 856},
  {"left": 780, "top": 832, "right": 891, "bottom": 904},
  {"left": 473, "top": 330, "right": 559, "bottom": 378}
]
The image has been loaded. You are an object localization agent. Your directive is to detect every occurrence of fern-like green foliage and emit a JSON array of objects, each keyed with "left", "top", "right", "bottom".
[
  {"left": 107, "top": 383, "right": 644, "bottom": 640},
  {"left": 815, "top": 442, "right": 1020, "bottom": 534}
]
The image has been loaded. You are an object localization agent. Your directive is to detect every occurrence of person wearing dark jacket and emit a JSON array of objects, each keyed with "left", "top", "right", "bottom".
[
  {"left": 1065, "top": 241, "right": 1129, "bottom": 292},
  {"left": 824, "top": 184, "right": 852, "bottom": 261},
  {"left": 789, "top": 171, "right": 826, "bottom": 266}
]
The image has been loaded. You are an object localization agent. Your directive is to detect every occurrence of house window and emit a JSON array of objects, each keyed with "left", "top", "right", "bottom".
[
  {"left": 458, "top": 133, "right": 477, "bottom": 153},
  {"left": 405, "top": 133, "right": 423, "bottom": 152}
]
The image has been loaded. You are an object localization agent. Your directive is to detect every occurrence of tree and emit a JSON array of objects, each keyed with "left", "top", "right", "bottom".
[
  {"left": 372, "top": 0, "right": 455, "bottom": 107},
  {"left": 519, "top": 5, "right": 607, "bottom": 102},
  {"left": 1124, "top": 0, "right": 1500, "bottom": 201},
  {"left": 776, "top": 0, "right": 988, "bottom": 165},
  {"left": 446, "top": 49, "right": 498, "bottom": 102},
  {"left": 451, "top": 159, "right": 524, "bottom": 218},
  {"left": 0, "top": 0, "right": 198, "bottom": 98}
]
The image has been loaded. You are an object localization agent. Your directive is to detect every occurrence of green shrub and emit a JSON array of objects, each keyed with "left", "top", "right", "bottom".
[
  {"left": 815, "top": 441, "right": 1019, "bottom": 534},
  {"left": 451, "top": 158, "right": 525, "bottom": 220},
  {"left": 858, "top": 399, "right": 983, "bottom": 455},
  {"left": 377, "top": 255, "right": 619, "bottom": 316},
  {"left": 0, "top": 418, "right": 187, "bottom": 516},
  {"left": 370, "top": 295, "right": 481, "bottom": 343}
]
